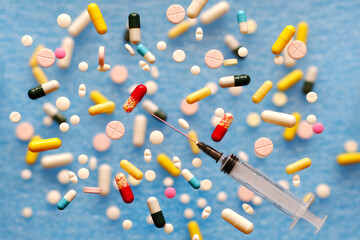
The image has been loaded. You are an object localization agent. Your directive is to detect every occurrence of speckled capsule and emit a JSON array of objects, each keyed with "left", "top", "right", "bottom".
[
  {"left": 115, "top": 172, "right": 134, "bottom": 204},
  {"left": 123, "top": 84, "right": 147, "bottom": 113},
  {"left": 211, "top": 113, "right": 234, "bottom": 142}
]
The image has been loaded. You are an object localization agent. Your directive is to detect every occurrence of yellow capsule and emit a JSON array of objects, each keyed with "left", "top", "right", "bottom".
[
  {"left": 252, "top": 80, "right": 273, "bottom": 103},
  {"left": 296, "top": 21, "right": 308, "bottom": 44},
  {"left": 25, "top": 135, "right": 41, "bottom": 164},
  {"left": 90, "top": 90, "right": 113, "bottom": 114},
  {"left": 120, "top": 159, "right": 143, "bottom": 180},
  {"left": 186, "top": 87, "right": 211, "bottom": 104},
  {"left": 303, "top": 192, "right": 315, "bottom": 206},
  {"left": 88, "top": 101, "right": 115, "bottom": 116},
  {"left": 188, "top": 221, "right": 203, "bottom": 240},
  {"left": 28, "top": 138, "right": 62, "bottom": 152},
  {"left": 29, "top": 45, "right": 45, "bottom": 67},
  {"left": 283, "top": 112, "right": 301, "bottom": 141},
  {"left": 337, "top": 153, "right": 360, "bottom": 165},
  {"left": 157, "top": 154, "right": 181, "bottom": 177},
  {"left": 285, "top": 158, "right": 312, "bottom": 174},
  {"left": 87, "top": 3, "right": 107, "bottom": 35},
  {"left": 188, "top": 130, "right": 200, "bottom": 154},
  {"left": 277, "top": 69, "right": 303, "bottom": 91},
  {"left": 32, "top": 66, "right": 48, "bottom": 84},
  {"left": 271, "top": 25, "right": 296, "bottom": 55},
  {"left": 168, "top": 19, "right": 195, "bottom": 39}
]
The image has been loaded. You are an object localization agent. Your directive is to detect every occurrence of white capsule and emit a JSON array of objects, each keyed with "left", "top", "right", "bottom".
[
  {"left": 305, "top": 66, "right": 318, "bottom": 83},
  {"left": 187, "top": 0, "right": 209, "bottom": 19},
  {"left": 144, "top": 149, "right": 152, "bottom": 163},
  {"left": 242, "top": 203, "right": 254, "bottom": 215},
  {"left": 139, "top": 60, "right": 150, "bottom": 71},
  {"left": 178, "top": 118, "right": 190, "bottom": 130},
  {"left": 195, "top": 27, "right": 203, "bottom": 41},
  {"left": 172, "top": 156, "right": 181, "bottom": 169},
  {"left": 68, "top": 171, "right": 78, "bottom": 184},
  {"left": 293, "top": 174, "right": 300, "bottom": 188},
  {"left": 261, "top": 110, "right": 296, "bottom": 128},
  {"left": 239, "top": 22, "right": 248, "bottom": 34},
  {"left": 68, "top": 10, "right": 91, "bottom": 37},
  {"left": 202, "top": 206, "right": 212, "bottom": 219},
  {"left": 221, "top": 208, "right": 254, "bottom": 234},
  {"left": 133, "top": 115, "right": 147, "bottom": 147},
  {"left": 41, "top": 153, "right": 74, "bottom": 168},
  {"left": 143, "top": 52, "right": 156, "bottom": 64},
  {"left": 64, "top": 189, "right": 76, "bottom": 201},
  {"left": 98, "top": 164, "right": 111, "bottom": 196},
  {"left": 199, "top": 1, "right": 230, "bottom": 25},
  {"left": 129, "top": 28, "right": 141, "bottom": 45},
  {"left": 42, "top": 80, "right": 60, "bottom": 95},
  {"left": 89, "top": 156, "right": 97, "bottom": 170},
  {"left": 142, "top": 100, "right": 159, "bottom": 115},
  {"left": 224, "top": 34, "right": 240, "bottom": 52},
  {"left": 125, "top": 44, "right": 135, "bottom": 56},
  {"left": 97, "top": 64, "right": 111, "bottom": 72},
  {"left": 150, "top": 66, "right": 159, "bottom": 79},
  {"left": 219, "top": 76, "right": 236, "bottom": 88},
  {"left": 79, "top": 84, "right": 86, "bottom": 97},
  {"left": 58, "top": 37, "right": 74, "bottom": 69}
]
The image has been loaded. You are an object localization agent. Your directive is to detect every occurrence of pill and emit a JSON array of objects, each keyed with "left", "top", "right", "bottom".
[
  {"left": 287, "top": 40, "right": 307, "bottom": 60},
  {"left": 93, "top": 133, "right": 111, "bottom": 152},
  {"left": 68, "top": 171, "right": 78, "bottom": 183},
  {"left": 279, "top": 180, "right": 290, "bottom": 190},
  {"left": 105, "top": 121, "right": 125, "bottom": 140},
  {"left": 106, "top": 206, "right": 121, "bottom": 220},
  {"left": 207, "top": 82, "right": 218, "bottom": 95},
  {"left": 344, "top": 140, "right": 358, "bottom": 153},
  {"left": 22, "top": 207, "right": 33, "bottom": 218},
  {"left": 150, "top": 65, "right": 160, "bottom": 79},
  {"left": 196, "top": 198, "right": 207, "bottom": 208},
  {"left": 306, "top": 114, "right": 317, "bottom": 125},
  {"left": 178, "top": 118, "right": 190, "bottom": 130},
  {"left": 173, "top": 49, "right": 186, "bottom": 63},
  {"left": 120, "top": 160, "right": 143, "bottom": 180},
  {"left": 188, "top": 221, "right": 203, "bottom": 240},
  {"left": 182, "top": 169, "right": 201, "bottom": 189},
  {"left": 337, "top": 153, "right": 360, "bottom": 165},
  {"left": 59, "top": 122, "right": 70, "bottom": 132},
  {"left": 37, "top": 48, "right": 55, "bottom": 68},
  {"left": 277, "top": 69, "right": 303, "bottom": 91},
  {"left": 242, "top": 204, "right": 254, "bottom": 215},
  {"left": 238, "top": 47, "right": 248, "bottom": 58},
  {"left": 164, "top": 187, "right": 176, "bottom": 198},
  {"left": 77, "top": 84, "right": 86, "bottom": 98},
  {"left": 89, "top": 91, "right": 112, "bottom": 113},
  {"left": 293, "top": 174, "right": 300, "bottom": 188},
  {"left": 283, "top": 112, "right": 301, "bottom": 141},
  {"left": 247, "top": 19, "right": 257, "bottom": 34},
  {"left": 214, "top": 108, "right": 224, "bottom": 117},
  {"left": 139, "top": 60, "right": 150, "bottom": 71},
  {"left": 57, "top": 169, "right": 70, "bottom": 184},
  {"left": 204, "top": 49, "right": 224, "bottom": 69},
  {"left": 238, "top": 151, "right": 249, "bottom": 162},
  {"left": 296, "top": 21, "right": 309, "bottom": 45},
  {"left": 157, "top": 41, "right": 167, "bottom": 51},
  {"left": 283, "top": 42, "right": 297, "bottom": 68},
  {"left": 316, "top": 184, "right": 331, "bottom": 199},
  {"left": 146, "top": 215, "right": 154, "bottom": 224},
  {"left": 192, "top": 158, "right": 202, "bottom": 168},
  {"left": 219, "top": 75, "right": 250, "bottom": 88},
  {"left": 168, "top": 18, "right": 197, "bottom": 38},
  {"left": 187, "top": 0, "right": 208, "bottom": 18},
  {"left": 97, "top": 64, "right": 110, "bottom": 72},
  {"left": 41, "top": 153, "right": 73, "bottom": 169},
  {"left": 286, "top": 158, "right": 312, "bottom": 174},
  {"left": 115, "top": 172, "right": 134, "bottom": 203},
  {"left": 254, "top": 137, "right": 273, "bottom": 158},
  {"left": 24, "top": 135, "right": 41, "bottom": 165},
  {"left": 302, "top": 66, "right": 318, "bottom": 94},
  {"left": 149, "top": 130, "right": 164, "bottom": 145},
  {"left": 29, "top": 45, "right": 45, "bottom": 67},
  {"left": 297, "top": 120, "right": 314, "bottom": 139},
  {"left": 57, "top": 13, "right": 71, "bottom": 28},
  {"left": 202, "top": 206, "right": 211, "bottom": 219},
  {"left": 68, "top": 10, "right": 91, "bottom": 37},
  {"left": 274, "top": 55, "right": 284, "bottom": 65},
  {"left": 28, "top": 80, "right": 59, "bottom": 100},
  {"left": 229, "top": 86, "right": 243, "bottom": 96},
  {"left": 43, "top": 103, "right": 66, "bottom": 125},
  {"left": 125, "top": 43, "right": 135, "bottom": 56},
  {"left": 217, "top": 191, "right": 227, "bottom": 202},
  {"left": 142, "top": 100, "right": 167, "bottom": 120},
  {"left": 147, "top": 197, "right": 166, "bottom": 228},
  {"left": 238, "top": 185, "right": 255, "bottom": 202},
  {"left": 199, "top": 1, "right": 230, "bottom": 25},
  {"left": 122, "top": 220, "right": 132, "bottom": 230},
  {"left": 110, "top": 65, "right": 128, "bottom": 84},
  {"left": 261, "top": 110, "right": 296, "bottom": 127},
  {"left": 98, "top": 46, "right": 105, "bottom": 66},
  {"left": 181, "top": 98, "right": 199, "bottom": 115},
  {"left": 164, "top": 223, "right": 174, "bottom": 233},
  {"left": 88, "top": 156, "right": 97, "bottom": 170},
  {"left": 272, "top": 25, "right": 296, "bottom": 55},
  {"left": 306, "top": 91, "right": 318, "bottom": 103},
  {"left": 57, "top": 37, "right": 74, "bottom": 69},
  {"left": 312, "top": 122, "right": 324, "bottom": 134},
  {"left": 83, "top": 187, "right": 102, "bottom": 194},
  {"left": 188, "top": 130, "right": 200, "bottom": 154},
  {"left": 167, "top": 4, "right": 185, "bottom": 24},
  {"left": 128, "top": 174, "right": 142, "bottom": 186},
  {"left": 20, "top": 169, "right": 32, "bottom": 180},
  {"left": 137, "top": 44, "right": 155, "bottom": 64},
  {"left": 212, "top": 113, "right": 233, "bottom": 142},
  {"left": 15, "top": 122, "right": 34, "bottom": 141},
  {"left": 272, "top": 91, "right": 288, "bottom": 107},
  {"left": 195, "top": 27, "right": 203, "bottom": 41},
  {"left": 237, "top": 10, "right": 248, "bottom": 34},
  {"left": 20, "top": 34, "right": 33, "bottom": 47},
  {"left": 128, "top": 13, "right": 141, "bottom": 44},
  {"left": 78, "top": 168, "right": 90, "bottom": 179},
  {"left": 163, "top": 177, "right": 174, "bottom": 187},
  {"left": 172, "top": 156, "right": 181, "bottom": 169},
  {"left": 123, "top": 84, "right": 147, "bottom": 113},
  {"left": 98, "top": 164, "right": 111, "bottom": 196},
  {"left": 28, "top": 138, "right": 61, "bottom": 153},
  {"left": 157, "top": 154, "right": 181, "bottom": 177},
  {"left": 145, "top": 80, "right": 158, "bottom": 95},
  {"left": 223, "top": 59, "right": 238, "bottom": 66},
  {"left": 55, "top": 48, "right": 66, "bottom": 59},
  {"left": 87, "top": 3, "right": 107, "bottom": 34},
  {"left": 77, "top": 154, "right": 88, "bottom": 165},
  {"left": 57, "top": 190, "right": 76, "bottom": 210},
  {"left": 56, "top": 97, "right": 70, "bottom": 111},
  {"left": 145, "top": 170, "right": 156, "bottom": 181},
  {"left": 47, "top": 190, "right": 61, "bottom": 204},
  {"left": 32, "top": 66, "right": 48, "bottom": 84},
  {"left": 89, "top": 101, "right": 115, "bottom": 116},
  {"left": 252, "top": 195, "right": 263, "bottom": 206},
  {"left": 133, "top": 115, "right": 147, "bottom": 147},
  {"left": 180, "top": 193, "right": 191, "bottom": 204},
  {"left": 303, "top": 193, "right": 315, "bottom": 206},
  {"left": 224, "top": 34, "right": 241, "bottom": 57},
  {"left": 184, "top": 208, "right": 195, "bottom": 219},
  {"left": 9, "top": 111, "right": 21, "bottom": 123},
  {"left": 78, "top": 61, "right": 88, "bottom": 72},
  {"left": 124, "top": 27, "right": 130, "bottom": 42},
  {"left": 252, "top": 80, "right": 273, "bottom": 103},
  {"left": 186, "top": 87, "right": 211, "bottom": 104},
  {"left": 221, "top": 208, "right": 253, "bottom": 234}
]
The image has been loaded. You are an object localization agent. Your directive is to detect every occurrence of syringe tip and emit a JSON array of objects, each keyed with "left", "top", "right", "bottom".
[{"left": 197, "top": 142, "right": 223, "bottom": 162}]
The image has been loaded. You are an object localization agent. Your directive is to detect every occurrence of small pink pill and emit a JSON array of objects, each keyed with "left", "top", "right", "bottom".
[
  {"left": 205, "top": 50, "right": 224, "bottom": 69},
  {"left": 237, "top": 185, "right": 255, "bottom": 202},
  {"left": 165, "top": 187, "right": 176, "bottom": 198},
  {"left": 166, "top": 4, "right": 185, "bottom": 24},
  {"left": 15, "top": 122, "right": 34, "bottom": 141},
  {"left": 180, "top": 98, "right": 199, "bottom": 116},
  {"left": 297, "top": 120, "right": 314, "bottom": 139},
  {"left": 287, "top": 40, "right": 307, "bottom": 60},
  {"left": 93, "top": 133, "right": 111, "bottom": 152},
  {"left": 106, "top": 121, "right": 125, "bottom": 140},
  {"left": 99, "top": 46, "right": 105, "bottom": 66},
  {"left": 83, "top": 187, "right": 103, "bottom": 194},
  {"left": 37, "top": 48, "right": 56, "bottom": 68},
  {"left": 312, "top": 122, "right": 324, "bottom": 134},
  {"left": 110, "top": 65, "right": 128, "bottom": 84},
  {"left": 254, "top": 137, "right": 273, "bottom": 158},
  {"left": 55, "top": 48, "right": 66, "bottom": 59}
]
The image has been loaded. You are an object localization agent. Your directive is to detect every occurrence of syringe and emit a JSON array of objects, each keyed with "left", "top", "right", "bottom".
[{"left": 151, "top": 113, "right": 327, "bottom": 233}]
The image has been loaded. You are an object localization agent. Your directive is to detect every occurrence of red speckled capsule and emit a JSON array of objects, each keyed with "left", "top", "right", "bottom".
[
  {"left": 123, "top": 84, "right": 147, "bottom": 113},
  {"left": 211, "top": 113, "right": 234, "bottom": 142},
  {"left": 115, "top": 172, "right": 134, "bottom": 204}
]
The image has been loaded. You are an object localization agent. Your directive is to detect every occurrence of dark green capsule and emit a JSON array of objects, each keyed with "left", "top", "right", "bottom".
[
  {"left": 234, "top": 74, "right": 251, "bottom": 86},
  {"left": 154, "top": 110, "right": 167, "bottom": 121},
  {"left": 302, "top": 81, "right": 313, "bottom": 94},
  {"left": 28, "top": 86, "right": 45, "bottom": 100},
  {"left": 151, "top": 211, "right": 166, "bottom": 228},
  {"left": 128, "top": 13, "right": 140, "bottom": 28}
]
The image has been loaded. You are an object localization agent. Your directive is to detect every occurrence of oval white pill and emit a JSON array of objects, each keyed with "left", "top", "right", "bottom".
[
  {"left": 89, "top": 156, "right": 97, "bottom": 170},
  {"left": 56, "top": 97, "right": 71, "bottom": 111},
  {"left": 97, "top": 64, "right": 111, "bottom": 72},
  {"left": 191, "top": 65, "right": 201, "bottom": 75},
  {"left": 242, "top": 203, "right": 254, "bottom": 215},
  {"left": 195, "top": 27, "right": 203, "bottom": 41},
  {"left": 149, "top": 130, "right": 164, "bottom": 145},
  {"left": 78, "top": 168, "right": 89, "bottom": 179},
  {"left": 278, "top": 180, "right": 290, "bottom": 190},
  {"left": 178, "top": 118, "right": 190, "bottom": 130},
  {"left": 128, "top": 174, "right": 142, "bottom": 186},
  {"left": 306, "top": 91, "right": 318, "bottom": 103},
  {"left": 197, "top": 198, "right": 207, "bottom": 208},
  {"left": 272, "top": 91, "right": 288, "bottom": 107},
  {"left": 70, "top": 115, "right": 80, "bottom": 125},
  {"left": 139, "top": 60, "right": 150, "bottom": 71},
  {"left": 144, "top": 149, "right": 152, "bottom": 162},
  {"left": 163, "top": 177, "right": 174, "bottom": 187},
  {"left": 202, "top": 206, "right": 211, "bottom": 219},
  {"left": 274, "top": 55, "right": 284, "bottom": 65},
  {"left": 215, "top": 108, "right": 224, "bottom": 117},
  {"left": 293, "top": 174, "right": 300, "bottom": 188},
  {"left": 150, "top": 66, "right": 159, "bottom": 79},
  {"left": 22, "top": 207, "right": 33, "bottom": 218},
  {"left": 172, "top": 156, "right": 181, "bottom": 169},
  {"left": 125, "top": 44, "right": 135, "bottom": 56},
  {"left": 217, "top": 191, "right": 227, "bottom": 202},
  {"left": 252, "top": 195, "right": 263, "bottom": 206},
  {"left": 247, "top": 112, "right": 261, "bottom": 127},
  {"left": 173, "top": 49, "right": 186, "bottom": 63},
  {"left": 78, "top": 154, "right": 88, "bottom": 164},
  {"left": 205, "top": 82, "right": 218, "bottom": 95},
  {"left": 211, "top": 115, "right": 221, "bottom": 127},
  {"left": 78, "top": 62, "right": 88, "bottom": 72},
  {"left": 57, "top": 169, "right": 70, "bottom": 184},
  {"left": 79, "top": 84, "right": 86, "bottom": 97},
  {"left": 68, "top": 171, "right": 78, "bottom": 183},
  {"left": 228, "top": 86, "right": 243, "bottom": 96}
]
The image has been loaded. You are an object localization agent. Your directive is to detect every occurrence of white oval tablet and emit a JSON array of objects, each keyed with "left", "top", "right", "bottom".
[{"left": 178, "top": 118, "right": 190, "bottom": 130}]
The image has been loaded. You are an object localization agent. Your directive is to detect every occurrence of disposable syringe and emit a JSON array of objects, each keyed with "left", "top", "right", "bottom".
[{"left": 151, "top": 113, "right": 327, "bottom": 233}]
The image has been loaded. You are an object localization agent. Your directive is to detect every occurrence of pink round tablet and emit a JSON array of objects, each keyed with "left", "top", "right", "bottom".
[
  {"left": 287, "top": 40, "right": 307, "bottom": 60},
  {"left": 205, "top": 50, "right": 224, "bottom": 69},
  {"left": 180, "top": 98, "right": 198, "bottom": 116},
  {"left": 166, "top": 4, "right": 185, "bottom": 24},
  {"left": 16, "top": 122, "right": 34, "bottom": 141},
  {"left": 93, "top": 133, "right": 111, "bottom": 152},
  {"left": 99, "top": 46, "right": 105, "bottom": 66},
  {"left": 55, "top": 48, "right": 66, "bottom": 59},
  {"left": 106, "top": 121, "right": 125, "bottom": 140},
  {"left": 254, "top": 137, "right": 273, "bottom": 158},
  {"left": 312, "top": 122, "right": 324, "bottom": 134},
  {"left": 110, "top": 65, "right": 128, "bottom": 84},
  {"left": 164, "top": 187, "right": 176, "bottom": 198},
  {"left": 37, "top": 48, "right": 56, "bottom": 68},
  {"left": 297, "top": 120, "right": 314, "bottom": 140},
  {"left": 83, "top": 187, "right": 102, "bottom": 194},
  {"left": 237, "top": 185, "right": 255, "bottom": 202}
]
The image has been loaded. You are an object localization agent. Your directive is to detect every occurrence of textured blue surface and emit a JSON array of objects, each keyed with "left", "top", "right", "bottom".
[{"left": 1, "top": 0, "right": 360, "bottom": 239}]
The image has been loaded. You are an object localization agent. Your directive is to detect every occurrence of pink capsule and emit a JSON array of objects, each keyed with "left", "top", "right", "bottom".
[
  {"left": 123, "top": 84, "right": 147, "bottom": 113},
  {"left": 211, "top": 113, "right": 234, "bottom": 142}
]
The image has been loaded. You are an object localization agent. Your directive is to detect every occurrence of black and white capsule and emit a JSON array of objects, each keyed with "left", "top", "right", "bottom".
[
  {"left": 43, "top": 102, "right": 66, "bottom": 124},
  {"left": 147, "top": 197, "right": 166, "bottom": 228},
  {"left": 28, "top": 80, "right": 59, "bottom": 100},
  {"left": 128, "top": 13, "right": 141, "bottom": 45},
  {"left": 219, "top": 75, "right": 250, "bottom": 88},
  {"left": 302, "top": 66, "right": 318, "bottom": 94}
]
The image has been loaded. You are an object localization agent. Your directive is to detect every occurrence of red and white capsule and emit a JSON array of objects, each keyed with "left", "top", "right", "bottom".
[
  {"left": 115, "top": 172, "right": 134, "bottom": 204},
  {"left": 123, "top": 84, "right": 147, "bottom": 113},
  {"left": 211, "top": 113, "right": 234, "bottom": 142}
]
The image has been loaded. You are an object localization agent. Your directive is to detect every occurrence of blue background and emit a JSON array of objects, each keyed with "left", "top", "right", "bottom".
[{"left": 0, "top": 0, "right": 360, "bottom": 239}]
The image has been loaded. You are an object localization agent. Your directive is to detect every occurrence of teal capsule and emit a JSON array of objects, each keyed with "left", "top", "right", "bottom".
[
  {"left": 182, "top": 169, "right": 200, "bottom": 189},
  {"left": 136, "top": 44, "right": 155, "bottom": 64},
  {"left": 57, "top": 190, "right": 76, "bottom": 210}
]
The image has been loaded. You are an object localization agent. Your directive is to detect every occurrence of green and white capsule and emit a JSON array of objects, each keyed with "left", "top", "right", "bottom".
[
  {"left": 219, "top": 75, "right": 250, "bottom": 88},
  {"left": 147, "top": 197, "right": 166, "bottom": 228},
  {"left": 128, "top": 13, "right": 141, "bottom": 45},
  {"left": 43, "top": 102, "right": 66, "bottom": 124},
  {"left": 57, "top": 189, "right": 76, "bottom": 210},
  {"left": 28, "top": 80, "right": 59, "bottom": 100},
  {"left": 182, "top": 169, "right": 200, "bottom": 189},
  {"left": 142, "top": 100, "right": 167, "bottom": 121}
]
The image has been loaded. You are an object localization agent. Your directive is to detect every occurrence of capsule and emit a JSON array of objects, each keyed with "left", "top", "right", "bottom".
[
  {"left": 98, "top": 164, "right": 111, "bottom": 196},
  {"left": 57, "top": 190, "right": 76, "bottom": 210},
  {"left": 277, "top": 69, "right": 303, "bottom": 91},
  {"left": 186, "top": 87, "right": 211, "bottom": 104},
  {"left": 57, "top": 37, "right": 74, "bottom": 69},
  {"left": 87, "top": 3, "right": 107, "bottom": 34},
  {"left": 28, "top": 80, "right": 59, "bottom": 100},
  {"left": 157, "top": 154, "right": 181, "bottom": 177},
  {"left": 68, "top": 9, "right": 91, "bottom": 37},
  {"left": 283, "top": 40, "right": 296, "bottom": 68},
  {"left": 25, "top": 135, "right": 41, "bottom": 165},
  {"left": 182, "top": 169, "right": 201, "bottom": 189},
  {"left": 132, "top": 114, "right": 147, "bottom": 147},
  {"left": 123, "top": 84, "right": 147, "bottom": 113},
  {"left": 90, "top": 90, "right": 113, "bottom": 114},
  {"left": 147, "top": 197, "right": 166, "bottom": 228},
  {"left": 337, "top": 153, "right": 360, "bottom": 165},
  {"left": 41, "top": 153, "right": 73, "bottom": 168},
  {"left": 120, "top": 160, "right": 143, "bottom": 180},
  {"left": 224, "top": 34, "right": 245, "bottom": 58},
  {"left": 283, "top": 112, "right": 301, "bottom": 141},
  {"left": 128, "top": 13, "right": 141, "bottom": 45},
  {"left": 302, "top": 66, "right": 318, "bottom": 94},
  {"left": 142, "top": 100, "right": 167, "bottom": 121},
  {"left": 88, "top": 101, "right": 115, "bottom": 116},
  {"left": 237, "top": 10, "right": 248, "bottom": 34},
  {"left": 43, "top": 102, "right": 66, "bottom": 124},
  {"left": 219, "top": 75, "right": 250, "bottom": 88},
  {"left": 187, "top": 0, "right": 208, "bottom": 18},
  {"left": 124, "top": 27, "right": 130, "bottom": 42},
  {"left": 188, "top": 221, "right": 203, "bottom": 240},
  {"left": 252, "top": 81, "right": 273, "bottom": 103},
  {"left": 28, "top": 138, "right": 61, "bottom": 152},
  {"left": 168, "top": 19, "right": 197, "bottom": 39},
  {"left": 32, "top": 66, "right": 48, "bottom": 84},
  {"left": 199, "top": 1, "right": 230, "bottom": 25},
  {"left": 29, "top": 45, "right": 45, "bottom": 67},
  {"left": 211, "top": 113, "right": 233, "bottom": 142},
  {"left": 285, "top": 158, "right": 312, "bottom": 174},
  {"left": 136, "top": 44, "right": 155, "bottom": 64},
  {"left": 221, "top": 208, "right": 253, "bottom": 234},
  {"left": 271, "top": 25, "right": 296, "bottom": 55},
  {"left": 261, "top": 110, "right": 296, "bottom": 128},
  {"left": 296, "top": 21, "right": 308, "bottom": 44},
  {"left": 188, "top": 130, "right": 200, "bottom": 154},
  {"left": 303, "top": 192, "right": 315, "bottom": 206},
  {"left": 115, "top": 172, "right": 134, "bottom": 204}
]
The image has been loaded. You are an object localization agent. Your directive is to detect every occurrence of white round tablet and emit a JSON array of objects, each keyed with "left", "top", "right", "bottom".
[
  {"left": 144, "top": 80, "right": 158, "bottom": 95},
  {"left": 163, "top": 177, "right": 174, "bottom": 187},
  {"left": 274, "top": 55, "right": 284, "bottom": 65},
  {"left": 272, "top": 91, "right": 288, "bottom": 107},
  {"left": 246, "top": 112, "right": 261, "bottom": 127},
  {"left": 278, "top": 180, "right": 290, "bottom": 190},
  {"left": 173, "top": 49, "right": 186, "bottom": 63},
  {"left": 123, "top": 220, "right": 133, "bottom": 230},
  {"left": 205, "top": 82, "right": 218, "bottom": 95},
  {"left": 238, "top": 151, "right": 249, "bottom": 162},
  {"left": 9, "top": 111, "right": 21, "bottom": 123},
  {"left": 196, "top": 198, "right": 207, "bottom": 208},
  {"left": 306, "top": 92, "right": 318, "bottom": 103},
  {"left": 145, "top": 170, "right": 156, "bottom": 181},
  {"left": 43, "top": 116, "right": 53, "bottom": 126},
  {"left": 178, "top": 118, "right": 190, "bottom": 130},
  {"left": 217, "top": 191, "right": 227, "bottom": 202},
  {"left": 316, "top": 183, "right": 331, "bottom": 199},
  {"left": 164, "top": 223, "right": 174, "bottom": 233},
  {"left": 59, "top": 122, "right": 70, "bottom": 132},
  {"left": 149, "top": 130, "right": 164, "bottom": 145},
  {"left": 46, "top": 190, "right": 61, "bottom": 205},
  {"left": 78, "top": 62, "right": 88, "bottom": 72},
  {"left": 211, "top": 115, "right": 221, "bottom": 127},
  {"left": 22, "top": 207, "right": 33, "bottom": 218},
  {"left": 157, "top": 41, "right": 167, "bottom": 51},
  {"left": 192, "top": 158, "right": 202, "bottom": 168},
  {"left": 21, "top": 169, "right": 32, "bottom": 180},
  {"left": 21, "top": 35, "right": 33, "bottom": 47},
  {"left": 70, "top": 115, "right": 80, "bottom": 125},
  {"left": 106, "top": 206, "right": 121, "bottom": 220},
  {"left": 344, "top": 140, "right": 358, "bottom": 153},
  {"left": 78, "top": 154, "right": 88, "bottom": 164},
  {"left": 78, "top": 168, "right": 89, "bottom": 179},
  {"left": 191, "top": 65, "right": 201, "bottom": 75},
  {"left": 228, "top": 86, "right": 243, "bottom": 96},
  {"left": 306, "top": 114, "right": 317, "bottom": 125},
  {"left": 238, "top": 47, "right": 248, "bottom": 57},
  {"left": 56, "top": 97, "right": 71, "bottom": 111},
  {"left": 57, "top": 13, "right": 72, "bottom": 28},
  {"left": 200, "top": 179, "right": 212, "bottom": 191},
  {"left": 57, "top": 169, "right": 69, "bottom": 184},
  {"left": 184, "top": 208, "right": 194, "bottom": 219},
  {"left": 247, "top": 19, "right": 257, "bottom": 34},
  {"left": 180, "top": 193, "right": 190, "bottom": 204},
  {"left": 215, "top": 108, "right": 225, "bottom": 117},
  {"left": 252, "top": 195, "right": 263, "bottom": 206}
]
